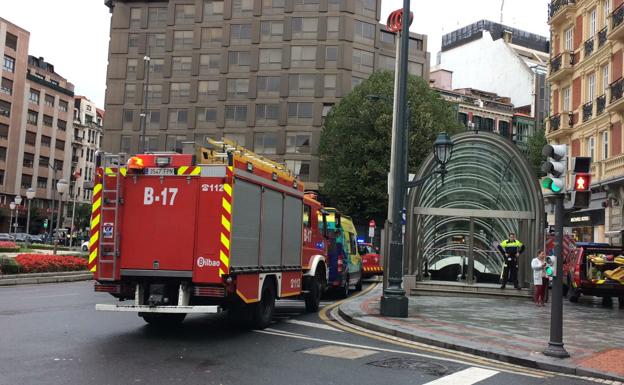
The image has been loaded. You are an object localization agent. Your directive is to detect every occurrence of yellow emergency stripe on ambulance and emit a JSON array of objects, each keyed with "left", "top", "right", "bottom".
[
  {"left": 177, "top": 166, "right": 201, "bottom": 175},
  {"left": 218, "top": 166, "right": 234, "bottom": 277}
]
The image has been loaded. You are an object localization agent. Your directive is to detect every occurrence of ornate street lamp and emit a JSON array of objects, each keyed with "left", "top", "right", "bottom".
[
  {"left": 26, "top": 188, "right": 36, "bottom": 247},
  {"left": 433, "top": 132, "right": 454, "bottom": 168},
  {"left": 13, "top": 196, "right": 22, "bottom": 236},
  {"left": 9, "top": 202, "right": 15, "bottom": 239},
  {"left": 53, "top": 179, "right": 69, "bottom": 255}
]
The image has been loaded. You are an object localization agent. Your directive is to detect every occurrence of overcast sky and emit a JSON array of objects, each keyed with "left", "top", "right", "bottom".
[{"left": 2, "top": 0, "right": 550, "bottom": 109}]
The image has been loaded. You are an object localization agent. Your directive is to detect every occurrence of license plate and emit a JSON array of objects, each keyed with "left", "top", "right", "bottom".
[{"left": 145, "top": 168, "right": 175, "bottom": 176}]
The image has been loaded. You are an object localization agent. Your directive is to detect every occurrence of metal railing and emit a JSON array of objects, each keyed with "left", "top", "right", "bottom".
[
  {"left": 550, "top": 54, "right": 562, "bottom": 73},
  {"left": 598, "top": 27, "right": 608, "bottom": 47},
  {"left": 613, "top": 3, "right": 624, "bottom": 31},
  {"left": 550, "top": 114, "right": 561, "bottom": 131},
  {"left": 549, "top": 0, "right": 575, "bottom": 19},
  {"left": 584, "top": 37, "right": 595, "bottom": 58},
  {"left": 582, "top": 101, "right": 593, "bottom": 122},
  {"left": 597, "top": 94, "right": 607, "bottom": 115},
  {"left": 610, "top": 77, "right": 624, "bottom": 103}
]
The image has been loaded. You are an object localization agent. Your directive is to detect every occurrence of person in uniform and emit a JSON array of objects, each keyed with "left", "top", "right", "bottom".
[{"left": 498, "top": 232, "right": 525, "bottom": 289}]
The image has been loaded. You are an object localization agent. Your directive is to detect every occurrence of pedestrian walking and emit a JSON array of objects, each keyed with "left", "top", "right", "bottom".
[
  {"left": 497, "top": 232, "right": 525, "bottom": 289},
  {"left": 531, "top": 250, "right": 547, "bottom": 306}
]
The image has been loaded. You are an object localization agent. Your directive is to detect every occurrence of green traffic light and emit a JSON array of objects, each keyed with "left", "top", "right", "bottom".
[
  {"left": 551, "top": 184, "right": 563, "bottom": 193},
  {"left": 541, "top": 178, "right": 552, "bottom": 189}
]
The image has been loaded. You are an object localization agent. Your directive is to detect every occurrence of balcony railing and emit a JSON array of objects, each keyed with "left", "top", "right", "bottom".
[
  {"left": 584, "top": 37, "right": 595, "bottom": 58},
  {"left": 550, "top": 54, "right": 562, "bottom": 73},
  {"left": 598, "top": 27, "right": 608, "bottom": 47},
  {"left": 550, "top": 114, "right": 561, "bottom": 131},
  {"left": 582, "top": 101, "right": 593, "bottom": 122},
  {"left": 597, "top": 94, "right": 607, "bottom": 115},
  {"left": 549, "top": 0, "right": 575, "bottom": 19},
  {"left": 610, "top": 77, "right": 624, "bottom": 103},
  {"left": 614, "top": 3, "right": 624, "bottom": 30}
]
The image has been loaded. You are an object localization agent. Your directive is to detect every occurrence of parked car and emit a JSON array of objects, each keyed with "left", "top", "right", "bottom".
[
  {"left": 13, "top": 233, "right": 31, "bottom": 242},
  {"left": 81, "top": 240, "right": 89, "bottom": 252},
  {"left": 358, "top": 242, "right": 383, "bottom": 278},
  {"left": 564, "top": 242, "right": 624, "bottom": 306},
  {"left": 0, "top": 233, "right": 15, "bottom": 242},
  {"left": 29, "top": 235, "right": 44, "bottom": 244}
]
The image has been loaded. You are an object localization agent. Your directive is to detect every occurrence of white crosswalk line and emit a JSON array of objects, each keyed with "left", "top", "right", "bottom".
[
  {"left": 422, "top": 367, "right": 499, "bottom": 385},
  {"left": 285, "top": 319, "right": 343, "bottom": 332}
]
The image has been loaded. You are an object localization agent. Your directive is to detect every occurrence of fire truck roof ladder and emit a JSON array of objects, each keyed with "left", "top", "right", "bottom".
[{"left": 99, "top": 154, "right": 124, "bottom": 281}]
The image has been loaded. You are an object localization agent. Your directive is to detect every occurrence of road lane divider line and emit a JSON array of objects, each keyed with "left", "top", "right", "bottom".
[
  {"left": 422, "top": 367, "right": 499, "bottom": 385},
  {"left": 284, "top": 319, "right": 343, "bottom": 333}
]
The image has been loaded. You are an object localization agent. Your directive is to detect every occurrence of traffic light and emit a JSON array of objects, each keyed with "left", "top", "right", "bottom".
[
  {"left": 545, "top": 255, "right": 556, "bottom": 277},
  {"left": 569, "top": 157, "right": 592, "bottom": 209},
  {"left": 43, "top": 218, "right": 48, "bottom": 229},
  {"left": 541, "top": 144, "right": 567, "bottom": 193}
]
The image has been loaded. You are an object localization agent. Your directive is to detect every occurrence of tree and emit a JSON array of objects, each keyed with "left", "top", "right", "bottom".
[
  {"left": 319, "top": 71, "right": 463, "bottom": 226},
  {"left": 527, "top": 129, "right": 547, "bottom": 178}
]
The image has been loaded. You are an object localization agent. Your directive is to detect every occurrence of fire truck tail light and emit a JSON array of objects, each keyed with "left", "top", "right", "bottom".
[{"left": 127, "top": 156, "right": 145, "bottom": 169}]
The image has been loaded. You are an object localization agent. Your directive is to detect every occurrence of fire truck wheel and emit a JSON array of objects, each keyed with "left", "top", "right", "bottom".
[
  {"left": 338, "top": 273, "right": 350, "bottom": 299},
  {"left": 304, "top": 273, "right": 322, "bottom": 313},
  {"left": 140, "top": 313, "right": 186, "bottom": 327},
  {"left": 252, "top": 281, "right": 276, "bottom": 329}
]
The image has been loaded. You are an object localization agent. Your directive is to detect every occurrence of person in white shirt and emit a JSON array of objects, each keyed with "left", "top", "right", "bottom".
[{"left": 531, "top": 250, "right": 547, "bottom": 306}]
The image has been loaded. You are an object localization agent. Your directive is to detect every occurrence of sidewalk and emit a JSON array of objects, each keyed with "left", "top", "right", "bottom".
[{"left": 339, "top": 285, "right": 624, "bottom": 381}]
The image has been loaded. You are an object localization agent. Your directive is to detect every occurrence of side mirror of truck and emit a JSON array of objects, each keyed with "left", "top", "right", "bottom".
[{"left": 335, "top": 213, "right": 341, "bottom": 228}]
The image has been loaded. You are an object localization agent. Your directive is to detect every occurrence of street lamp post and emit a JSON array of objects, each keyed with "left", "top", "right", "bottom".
[
  {"left": 9, "top": 202, "right": 15, "bottom": 239},
  {"left": 53, "top": 179, "right": 69, "bottom": 255},
  {"left": 139, "top": 51, "right": 151, "bottom": 154},
  {"left": 13, "top": 195, "right": 22, "bottom": 236},
  {"left": 26, "top": 188, "right": 35, "bottom": 247}
]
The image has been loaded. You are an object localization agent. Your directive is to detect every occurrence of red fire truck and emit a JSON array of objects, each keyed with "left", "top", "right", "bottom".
[{"left": 89, "top": 140, "right": 331, "bottom": 328}]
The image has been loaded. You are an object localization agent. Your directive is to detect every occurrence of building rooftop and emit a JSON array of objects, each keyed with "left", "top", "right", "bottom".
[{"left": 441, "top": 20, "right": 549, "bottom": 53}]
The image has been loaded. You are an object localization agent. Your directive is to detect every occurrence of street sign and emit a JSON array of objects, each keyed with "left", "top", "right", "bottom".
[{"left": 368, "top": 219, "right": 375, "bottom": 238}]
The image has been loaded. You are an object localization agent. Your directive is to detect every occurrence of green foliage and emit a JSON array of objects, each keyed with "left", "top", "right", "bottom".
[
  {"left": 319, "top": 71, "right": 463, "bottom": 225},
  {"left": 527, "top": 129, "right": 548, "bottom": 178},
  {"left": 0, "top": 257, "right": 21, "bottom": 274},
  {"left": 74, "top": 203, "right": 92, "bottom": 230}
]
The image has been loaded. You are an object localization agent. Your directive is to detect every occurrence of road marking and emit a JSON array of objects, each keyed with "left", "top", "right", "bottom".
[
  {"left": 265, "top": 328, "right": 306, "bottom": 337},
  {"left": 302, "top": 344, "right": 377, "bottom": 359},
  {"left": 422, "top": 367, "right": 499, "bottom": 385},
  {"left": 285, "top": 319, "right": 343, "bottom": 333},
  {"left": 22, "top": 293, "right": 81, "bottom": 300}
]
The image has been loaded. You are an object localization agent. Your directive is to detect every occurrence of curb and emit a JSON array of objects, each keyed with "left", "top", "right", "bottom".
[
  {"left": 0, "top": 271, "right": 92, "bottom": 286},
  {"left": 338, "top": 306, "right": 624, "bottom": 383}
]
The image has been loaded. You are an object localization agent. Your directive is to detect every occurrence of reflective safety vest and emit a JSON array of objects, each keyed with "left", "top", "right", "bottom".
[{"left": 500, "top": 239, "right": 524, "bottom": 256}]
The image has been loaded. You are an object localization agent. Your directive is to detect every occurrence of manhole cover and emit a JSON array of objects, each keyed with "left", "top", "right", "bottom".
[{"left": 368, "top": 357, "right": 453, "bottom": 376}]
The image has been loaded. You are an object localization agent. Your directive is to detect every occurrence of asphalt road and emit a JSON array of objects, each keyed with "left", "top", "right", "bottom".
[{"left": 0, "top": 281, "right": 608, "bottom": 385}]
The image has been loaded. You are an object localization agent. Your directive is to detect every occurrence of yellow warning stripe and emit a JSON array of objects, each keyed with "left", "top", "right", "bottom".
[
  {"left": 190, "top": 167, "right": 201, "bottom": 175},
  {"left": 177, "top": 166, "right": 189, "bottom": 175},
  {"left": 91, "top": 213, "right": 101, "bottom": 229},
  {"left": 223, "top": 183, "right": 232, "bottom": 196},
  {"left": 221, "top": 215, "right": 231, "bottom": 232},
  {"left": 89, "top": 248, "right": 98, "bottom": 264},
  {"left": 120, "top": 167, "right": 127, "bottom": 176},
  {"left": 92, "top": 197, "right": 101, "bottom": 212},
  {"left": 220, "top": 233, "right": 230, "bottom": 250},
  {"left": 89, "top": 232, "right": 99, "bottom": 249},
  {"left": 222, "top": 198, "right": 231, "bottom": 214},
  {"left": 93, "top": 183, "right": 102, "bottom": 195},
  {"left": 220, "top": 250, "right": 229, "bottom": 266}
]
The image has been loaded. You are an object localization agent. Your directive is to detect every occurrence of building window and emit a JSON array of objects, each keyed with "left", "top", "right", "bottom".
[
  {"left": 130, "top": 7, "right": 142, "bottom": 28},
  {"left": 408, "top": 62, "right": 423, "bottom": 76},
  {"left": 257, "top": 76, "right": 280, "bottom": 97},
  {"left": 286, "top": 133, "right": 311, "bottom": 153},
  {"left": 175, "top": 4, "right": 195, "bottom": 25},
  {"left": 25, "top": 132, "right": 36, "bottom": 146},
  {"left": 0, "top": 77, "right": 13, "bottom": 95},
  {"left": 128, "top": 33, "right": 140, "bottom": 51},
  {"left": 149, "top": 58, "right": 164, "bottom": 74},
  {"left": 602, "top": 64, "right": 609, "bottom": 93},
  {"left": 166, "top": 135, "right": 187, "bottom": 152},
  {"left": 148, "top": 33, "right": 165, "bottom": 53},
  {"left": 37, "top": 177, "right": 48, "bottom": 189},
  {"left": 327, "top": 17, "right": 339, "bottom": 40},
  {"left": 259, "top": 48, "right": 282, "bottom": 69},
  {"left": 201, "top": 28, "right": 223, "bottom": 48},
  {"left": 288, "top": 102, "right": 313, "bottom": 121},
  {"left": 29, "top": 89, "right": 40, "bottom": 104},
  {"left": 587, "top": 136, "right": 596, "bottom": 161},
  {"left": 227, "top": 78, "right": 249, "bottom": 99},
  {"left": 378, "top": 55, "right": 395, "bottom": 71},
  {"left": 41, "top": 135, "right": 51, "bottom": 147},
  {"left": 324, "top": 74, "right": 336, "bottom": 97},
  {"left": 203, "top": 0, "right": 224, "bottom": 19},
  {"left": 351, "top": 76, "right": 363, "bottom": 89},
  {"left": 231, "top": 24, "right": 252, "bottom": 44},
  {"left": 326, "top": 46, "right": 338, "bottom": 67},
  {"left": 146, "top": 110, "right": 160, "bottom": 129},
  {"left": 328, "top": 0, "right": 341, "bottom": 10},
  {"left": 255, "top": 103, "right": 279, "bottom": 122},
  {"left": 294, "top": 0, "right": 320, "bottom": 11},
  {"left": 565, "top": 28, "right": 573, "bottom": 51},
  {"left": 0, "top": 100, "right": 10, "bottom": 117},
  {"left": 3, "top": 55, "right": 15, "bottom": 73},
  {"left": 170, "top": 82, "right": 190, "bottom": 102},
  {"left": 21, "top": 174, "right": 32, "bottom": 189},
  {"left": 59, "top": 100, "right": 68, "bottom": 112},
  {"left": 198, "top": 80, "right": 219, "bottom": 101},
  {"left": 228, "top": 51, "right": 250, "bottom": 71},
  {"left": 562, "top": 86, "right": 571, "bottom": 111},
  {"left": 143, "top": 136, "right": 159, "bottom": 152},
  {"left": 125, "top": 84, "right": 136, "bottom": 103},
  {"left": 39, "top": 155, "right": 49, "bottom": 167},
  {"left": 354, "top": 20, "right": 375, "bottom": 43},
  {"left": 123, "top": 109, "right": 134, "bottom": 129},
  {"left": 260, "top": 21, "right": 283, "bottom": 42},
  {"left": 589, "top": 8, "right": 597, "bottom": 37},
  {"left": 291, "top": 46, "right": 316, "bottom": 67},
  {"left": 44, "top": 94, "right": 55, "bottom": 107},
  {"left": 409, "top": 38, "right": 424, "bottom": 52},
  {"left": 322, "top": 103, "right": 333, "bottom": 122},
  {"left": 225, "top": 105, "right": 247, "bottom": 122},
  {"left": 603, "top": 131, "right": 609, "bottom": 160},
  {"left": 352, "top": 49, "right": 374, "bottom": 73},
  {"left": 43, "top": 115, "right": 53, "bottom": 127},
  {"left": 147, "top": 84, "right": 162, "bottom": 104},
  {"left": 0, "top": 123, "right": 7, "bottom": 139},
  {"left": 148, "top": 7, "right": 167, "bottom": 28},
  {"left": 233, "top": 0, "right": 254, "bottom": 17},
  {"left": 23, "top": 152, "right": 34, "bottom": 168},
  {"left": 0, "top": 170, "right": 4, "bottom": 185},
  {"left": 168, "top": 109, "right": 188, "bottom": 129},
  {"left": 224, "top": 133, "right": 246, "bottom": 146},
  {"left": 604, "top": 0, "right": 611, "bottom": 28},
  {"left": 57, "top": 119, "right": 66, "bottom": 131},
  {"left": 174, "top": 30, "right": 194, "bottom": 50},
  {"left": 199, "top": 54, "right": 221, "bottom": 75},
  {"left": 172, "top": 56, "right": 192, "bottom": 75},
  {"left": 120, "top": 135, "right": 132, "bottom": 154},
  {"left": 127, "top": 58, "right": 138, "bottom": 79},
  {"left": 380, "top": 31, "right": 395, "bottom": 44},
  {"left": 197, "top": 107, "right": 217, "bottom": 126},
  {"left": 289, "top": 74, "right": 315, "bottom": 97},
  {"left": 0, "top": 146, "right": 5, "bottom": 162},
  {"left": 254, "top": 132, "right": 277, "bottom": 154},
  {"left": 292, "top": 17, "right": 318, "bottom": 40},
  {"left": 588, "top": 73, "right": 596, "bottom": 101},
  {"left": 285, "top": 160, "right": 310, "bottom": 181},
  {"left": 55, "top": 139, "right": 65, "bottom": 150},
  {"left": 355, "top": 0, "right": 376, "bottom": 17},
  {"left": 262, "top": 0, "right": 285, "bottom": 14},
  {"left": 5, "top": 32, "right": 17, "bottom": 50}
]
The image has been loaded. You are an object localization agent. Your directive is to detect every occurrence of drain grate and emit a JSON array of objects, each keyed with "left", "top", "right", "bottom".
[{"left": 368, "top": 357, "right": 454, "bottom": 376}]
